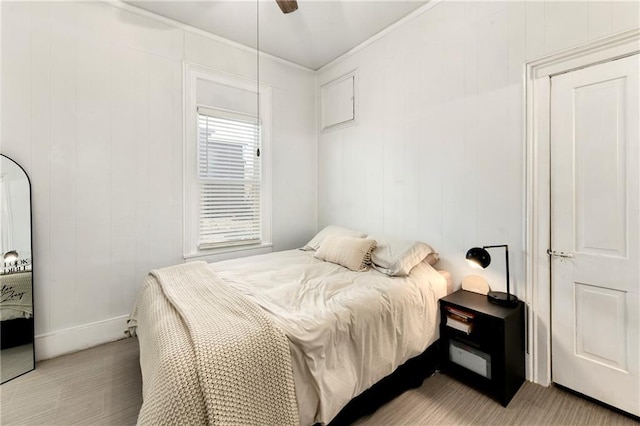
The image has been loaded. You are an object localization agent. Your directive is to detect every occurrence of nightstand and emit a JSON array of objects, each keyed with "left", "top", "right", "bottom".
[{"left": 439, "top": 289, "right": 525, "bottom": 406}]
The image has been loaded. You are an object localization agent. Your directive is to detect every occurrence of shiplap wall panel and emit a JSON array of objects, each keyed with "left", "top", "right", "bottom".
[
  {"left": 133, "top": 52, "right": 151, "bottom": 295},
  {"left": 48, "top": 1, "right": 78, "bottom": 334},
  {"left": 1, "top": 1, "right": 316, "bottom": 358},
  {"left": 317, "top": 0, "right": 640, "bottom": 292},
  {"left": 29, "top": 2, "right": 52, "bottom": 335},
  {"left": 76, "top": 40, "right": 113, "bottom": 326},
  {"left": 147, "top": 56, "right": 182, "bottom": 272},
  {"left": 110, "top": 47, "right": 138, "bottom": 317},
  {"left": 1, "top": 2, "right": 31, "bottom": 170},
  {"left": 270, "top": 88, "right": 317, "bottom": 250},
  {"left": 525, "top": 2, "right": 546, "bottom": 63},
  {"left": 546, "top": 2, "right": 589, "bottom": 53},
  {"left": 588, "top": 2, "right": 613, "bottom": 41},
  {"left": 185, "top": 32, "right": 258, "bottom": 82},
  {"left": 612, "top": 2, "right": 640, "bottom": 34},
  {"left": 439, "top": 5, "right": 467, "bottom": 256},
  {"left": 476, "top": 8, "right": 509, "bottom": 249}
]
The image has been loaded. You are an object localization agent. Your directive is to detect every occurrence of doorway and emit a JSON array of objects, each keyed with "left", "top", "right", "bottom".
[
  {"left": 549, "top": 54, "right": 639, "bottom": 417},
  {"left": 524, "top": 28, "right": 640, "bottom": 411}
]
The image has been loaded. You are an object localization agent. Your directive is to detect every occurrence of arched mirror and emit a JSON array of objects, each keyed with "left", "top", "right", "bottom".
[{"left": 0, "top": 154, "right": 34, "bottom": 383}]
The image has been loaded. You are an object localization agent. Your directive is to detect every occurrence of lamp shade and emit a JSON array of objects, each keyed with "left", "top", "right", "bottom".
[{"left": 466, "top": 247, "right": 491, "bottom": 269}]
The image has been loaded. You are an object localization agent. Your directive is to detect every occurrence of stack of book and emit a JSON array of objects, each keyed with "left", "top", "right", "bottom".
[{"left": 445, "top": 306, "right": 474, "bottom": 334}]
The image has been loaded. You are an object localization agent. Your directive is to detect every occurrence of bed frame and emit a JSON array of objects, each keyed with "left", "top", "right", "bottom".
[
  {"left": 0, "top": 317, "right": 34, "bottom": 350},
  {"left": 327, "top": 340, "right": 441, "bottom": 425}
]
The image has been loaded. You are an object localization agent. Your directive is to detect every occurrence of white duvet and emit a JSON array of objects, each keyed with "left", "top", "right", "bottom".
[
  {"left": 210, "top": 249, "right": 447, "bottom": 425},
  {"left": 1, "top": 271, "right": 33, "bottom": 321}
]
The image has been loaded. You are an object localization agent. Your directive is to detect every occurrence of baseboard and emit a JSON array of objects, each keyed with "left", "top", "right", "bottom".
[{"left": 35, "top": 315, "right": 130, "bottom": 361}]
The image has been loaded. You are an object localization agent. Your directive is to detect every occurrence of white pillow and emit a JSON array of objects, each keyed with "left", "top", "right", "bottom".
[
  {"left": 301, "top": 225, "right": 367, "bottom": 251},
  {"left": 369, "top": 234, "right": 439, "bottom": 276},
  {"left": 314, "top": 235, "right": 377, "bottom": 272}
]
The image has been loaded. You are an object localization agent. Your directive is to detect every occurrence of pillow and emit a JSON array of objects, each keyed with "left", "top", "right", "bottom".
[
  {"left": 314, "top": 235, "right": 377, "bottom": 272},
  {"left": 301, "top": 225, "right": 367, "bottom": 251},
  {"left": 369, "top": 234, "right": 439, "bottom": 276}
]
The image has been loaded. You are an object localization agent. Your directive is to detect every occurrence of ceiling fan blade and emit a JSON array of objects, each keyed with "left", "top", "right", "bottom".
[{"left": 276, "top": 0, "right": 298, "bottom": 14}]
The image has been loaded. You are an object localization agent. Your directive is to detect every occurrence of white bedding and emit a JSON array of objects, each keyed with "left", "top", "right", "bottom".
[
  {"left": 210, "top": 249, "right": 447, "bottom": 425},
  {"left": 1, "top": 272, "right": 33, "bottom": 321}
]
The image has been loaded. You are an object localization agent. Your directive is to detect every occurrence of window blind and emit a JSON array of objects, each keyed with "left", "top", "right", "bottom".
[{"left": 197, "top": 106, "right": 261, "bottom": 249}]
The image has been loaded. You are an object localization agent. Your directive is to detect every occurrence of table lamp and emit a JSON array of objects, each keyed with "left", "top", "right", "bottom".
[{"left": 466, "top": 245, "right": 518, "bottom": 307}]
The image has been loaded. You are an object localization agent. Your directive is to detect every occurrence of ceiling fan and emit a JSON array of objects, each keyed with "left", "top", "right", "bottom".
[{"left": 276, "top": 0, "right": 298, "bottom": 14}]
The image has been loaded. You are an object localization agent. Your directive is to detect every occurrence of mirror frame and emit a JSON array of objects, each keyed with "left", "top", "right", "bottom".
[{"left": 1, "top": 153, "right": 35, "bottom": 383}]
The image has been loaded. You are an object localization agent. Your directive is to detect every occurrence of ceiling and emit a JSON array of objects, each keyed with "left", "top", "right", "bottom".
[{"left": 127, "top": 1, "right": 428, "bottom": 70}]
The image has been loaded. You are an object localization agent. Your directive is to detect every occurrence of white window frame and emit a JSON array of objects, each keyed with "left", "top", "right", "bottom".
[{"left": 183, "top": 62, "right": 272, "bottom": 260}]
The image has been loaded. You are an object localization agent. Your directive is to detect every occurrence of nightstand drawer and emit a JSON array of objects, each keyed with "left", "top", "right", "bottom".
[{"left": 449, "top": 339, "right": 492, "bottom": 379}]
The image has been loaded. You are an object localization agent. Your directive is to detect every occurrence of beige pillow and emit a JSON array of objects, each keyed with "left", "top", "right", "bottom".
[
  {"left": 301, "top": 225, "right": 367, "bottom": 251},
  {"left": 369, "top": 234, "right": 439, "bottom": 276},
  {"left": 314, "top": 235, "right": 377, "bottom": 272}
]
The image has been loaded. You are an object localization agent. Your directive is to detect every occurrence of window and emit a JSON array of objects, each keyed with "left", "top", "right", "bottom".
[
  {"left": 197, "top": 107, "right": 261, "bottom": 249},
  {"left": 184, "top": 64, "right": 272, "bottom": 259}
]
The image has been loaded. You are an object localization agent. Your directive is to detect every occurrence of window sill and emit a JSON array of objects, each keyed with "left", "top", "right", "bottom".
[{"left": 183, "top": 243, "right": 273, "bottom": 263}]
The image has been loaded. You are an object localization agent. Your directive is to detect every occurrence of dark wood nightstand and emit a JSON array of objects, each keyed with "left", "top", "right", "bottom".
[{"left": 439, "top": 289, "right": 525, "bottom": 406}]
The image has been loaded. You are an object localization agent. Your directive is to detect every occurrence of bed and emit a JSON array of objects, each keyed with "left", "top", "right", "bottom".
[
  {"left": 129, "top": 231, "right": 450, "bottom": 425},
  {"left": 1, "top": 272, "right": 34, "bottom": 350}
]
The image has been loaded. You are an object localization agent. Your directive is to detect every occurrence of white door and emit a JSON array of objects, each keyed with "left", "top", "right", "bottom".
[{"left": 551, "top": 54, "right": 639, "bottom": 417}]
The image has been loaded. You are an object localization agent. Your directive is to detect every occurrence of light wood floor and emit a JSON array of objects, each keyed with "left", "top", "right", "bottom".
[
  {"left": 0, "top": 337, "right": 636, "bottom": 425},
  {"left": 1, "top": 344, "right": 35, "bottom": 384},
  {"left": 1, "top": 338, "right": 141, "bottom": 425}
]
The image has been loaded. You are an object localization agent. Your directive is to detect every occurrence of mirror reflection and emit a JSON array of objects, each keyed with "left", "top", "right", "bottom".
[{"left": 1, "top": 154, "right": 34, "bottom": 384}]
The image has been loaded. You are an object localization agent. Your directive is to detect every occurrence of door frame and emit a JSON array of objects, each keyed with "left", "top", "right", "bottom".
[{"left": 524, "top": 28, "right": 640, "bottom": 386}]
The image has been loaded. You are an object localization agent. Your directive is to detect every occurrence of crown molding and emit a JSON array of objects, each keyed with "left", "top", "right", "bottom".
[
  {"left": 106, "top": 0, "right": 315, "bottom": 74},
  {"left": 317, "top": 0, "right": 443, "bottom": 73},
  {"left": 108, "top": 1, "right": 446, "bottom": 74}
]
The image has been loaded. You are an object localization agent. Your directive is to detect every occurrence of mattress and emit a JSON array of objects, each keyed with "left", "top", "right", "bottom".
[{"left": 210, "top": 249, "right": 448, "bottom": 425}]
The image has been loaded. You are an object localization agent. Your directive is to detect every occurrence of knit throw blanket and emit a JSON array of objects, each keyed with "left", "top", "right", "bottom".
[{"left": 128, "top": 261, "right": 299, "bottom": 425}]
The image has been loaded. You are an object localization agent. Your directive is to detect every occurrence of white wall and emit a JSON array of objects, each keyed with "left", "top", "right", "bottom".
[
  {"left": 317, "top": 1, "right": 639, "bottom": 296},
  {"left": 0, "top": 1, "right": 316, "bottom": 360}
]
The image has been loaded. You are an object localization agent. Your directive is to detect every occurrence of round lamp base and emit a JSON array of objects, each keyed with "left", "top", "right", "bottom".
[{"left": 487, "top": 291, "right": 519, "bottom": 308}]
